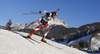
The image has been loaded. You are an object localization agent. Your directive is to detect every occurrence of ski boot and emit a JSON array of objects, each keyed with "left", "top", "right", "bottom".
[
  {"left": 41, "top": 36, "right": 47, "bottom": 43},
  {"left": 26, "top": 35, "right": 31, "bottom": 39}
]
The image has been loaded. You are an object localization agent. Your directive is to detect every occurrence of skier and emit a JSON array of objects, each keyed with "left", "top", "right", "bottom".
[{"left": 27, "top": 11, "right": 58, "bottom": 42}]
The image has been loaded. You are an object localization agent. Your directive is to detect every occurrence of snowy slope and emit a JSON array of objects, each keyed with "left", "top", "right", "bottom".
[
  {"left": 91, "top": 33, "right": 100, "bottom": 51},
  {"left": 0, "top": 29, "right": 88, "bottom": 54},
  {"left": 67, "top": 34, "right": 92, "bottom": 46}
]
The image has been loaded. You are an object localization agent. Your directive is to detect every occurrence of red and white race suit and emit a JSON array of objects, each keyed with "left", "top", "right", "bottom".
[{"left": 29, "top": 16, "right": 54, "bottom": 37}]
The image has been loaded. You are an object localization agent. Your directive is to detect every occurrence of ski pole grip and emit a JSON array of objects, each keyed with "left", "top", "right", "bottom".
[{"left": 39, "top": 11, "right": 42, "bottom": 14}]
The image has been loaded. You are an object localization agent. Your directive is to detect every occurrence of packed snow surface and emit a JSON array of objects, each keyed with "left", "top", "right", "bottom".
[{"left": 0, "top": 29, "right": 88, "bottom": 54}]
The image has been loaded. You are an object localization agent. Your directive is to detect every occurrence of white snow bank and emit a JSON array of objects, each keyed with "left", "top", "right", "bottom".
[
  {"left": 91, "top": 37, "right": 100, "bottom": 51},
  {"left": 0, "top": 29, "right": 88, "bottom": 54},
  {"left": 67, "top": 34, "right": 91, "bottom": 46}
]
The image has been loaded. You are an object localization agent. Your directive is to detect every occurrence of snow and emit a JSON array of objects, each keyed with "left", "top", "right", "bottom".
[
  {"left": 0, "top": 29, "right": 88, "bottom": 54},
  {"left": 67, "top": 34, "right": 92, "bottom": 46},
  {"left": 91, "top": 36, "right": 100, "bottom": 51},
  {"left": 97, "top": 33, "right": 100, "bottom": 35},
  {"left": 66, "top": 34, "right": 100, "bottom": 54},
  {"left": 60, "top": 39, "right": 68, "bottom": 44}
]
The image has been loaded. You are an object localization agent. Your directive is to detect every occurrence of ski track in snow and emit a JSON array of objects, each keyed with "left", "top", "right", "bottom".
[{"left": 0, "top": 29, "right": 88, "bottom": 54}]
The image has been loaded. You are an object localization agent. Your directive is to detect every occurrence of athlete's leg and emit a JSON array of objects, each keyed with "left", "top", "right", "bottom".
[
  {"left": 28, "top": 25, "right": 42, "bottom": 37},
  {"left": 41, "top": 23, "right": 49, "bottom": 42}
]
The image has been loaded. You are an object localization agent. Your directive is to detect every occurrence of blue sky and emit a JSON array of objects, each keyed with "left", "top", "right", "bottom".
[{"left": 0, "top": 0, "right": 100, "bottom": 28}]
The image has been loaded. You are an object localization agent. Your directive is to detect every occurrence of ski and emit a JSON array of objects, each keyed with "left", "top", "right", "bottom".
[
  {"left": 41, "top": 41, "right": 62, "bottom": 49},
  {"left": 27, "top": 38, "right": 34, "bottom": 44},
  {"left": 29, "top": 38, "right": 41, "bottom": 43},
  {"left": 22, "top": 36, "right": 41, "bottom": 44},
  {"left": 21, "top": 36, "right": 34, "bottom": 44},
  {"left": 22, "top": 36, "right": 61, "bottom": 49}
]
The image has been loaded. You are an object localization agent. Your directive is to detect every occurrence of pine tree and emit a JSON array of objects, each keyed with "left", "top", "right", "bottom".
[{"left": 6, "top": 19, "right": 12, "bottom": 30}]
